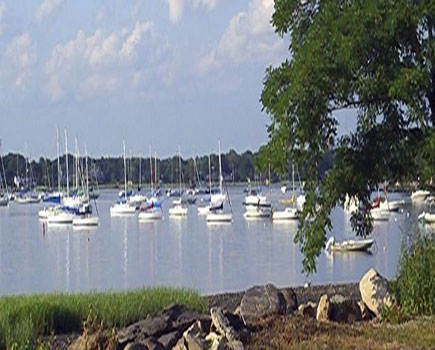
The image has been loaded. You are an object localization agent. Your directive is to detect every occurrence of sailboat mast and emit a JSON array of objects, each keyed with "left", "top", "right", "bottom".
[
  {"left": 269, "top": 163, "right": 271, "bottom": 201},
  {"left": 65, "top": 129, "right": 69, "bottom": 196},
  {"left": 123, "top": 140, "right": 127, "bottom": 200},
  {"left": 57, "top": 127, "right": 60, "bottom": 193},
  {"left": 208, "top": 154, "right": 211, "bottom": 194},
  {"left": 292, "top": 163, "right": 295, "bottom": 205},
  {"left": 85, "top": 145, "right": 89, "bottom": 198},
  {"left": 149, "top": 146, "right": 153, "bottom": 191},
  {"left": 138, "top": 152, "right": 141, "bottom": 191},
  {"left": 75, "top": 138, "right": 79, "bottom": 191},
  {"left": 218, "top": 141, "right": 222, "bottom": 194},
  {"left": 178, "top": 146, "right": 181, "bottom": 195},
  {"left": 154, "top": 152, "right": 157, "bottom": 189}
]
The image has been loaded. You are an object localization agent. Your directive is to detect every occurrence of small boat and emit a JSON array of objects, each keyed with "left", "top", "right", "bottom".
[
  {"left": 110, "top": 200, "right": 137, "bottom": 215},
  {"left": 207, "top": 211, "right": 233, "bottom": 222},
  {"left": 370, "top": 207, "right": 390, "bottom": 221},
  {"left": 15, "top": 194, "right": 41, "bottom": 204},
  {"left": 197, "top": 206, "right": 210, "bottom": 215},
  {"left": 73, "top": 215, "right": 99, "bottom": 226},
  {"left": 244, "top": 206, "right": 272, "bottom": 218},
  {"left": 38, "top": 206, "right": 57, "bottom": 219},
  {"left": 47, "top": 208, "right": 74, "bottom": 224},
  {"left": 325, "top": 236, "right": 374, "bottom": 252},
  {"left": 128, "top": 193, "right": 148, "bottom": 207},
  {"left": 169, "top": 205, "right": 188, "bottom": 216},
  {"left": 418, "top": 212, "right": 435, "bottom": 224},
  {"left": 0, "top": 195, "right": 8, "bottom": 207},
  {"left": 372, "top": 197, "right": 402, "bottom": 212},
  {"left": 411, "top": 190, "right": 430, "bottom": 202},
  {"left": 272, "top": 207, "right": 298, "bottom": 221},
  {"left": 138, "top": 203, "right": 163, "bottom": 220}
]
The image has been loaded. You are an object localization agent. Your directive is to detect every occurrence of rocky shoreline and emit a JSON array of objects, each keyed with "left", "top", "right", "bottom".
[{"left": 53, "top": 269, "right": 395, "bottom": 350}]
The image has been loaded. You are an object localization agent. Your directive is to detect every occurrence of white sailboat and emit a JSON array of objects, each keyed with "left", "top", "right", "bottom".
[
  {"left": 370, "top": 207, "right": 390, "bottom": 221},
  {"left": 273, "top": 164, "right": 298, "bottom": 221},
  {"left": 110, "top": 141, "right": 137, "bottom": 216},
  {"left": 0, "top": 139, "right": 9, "bottom": 207},
  {"left": 169, "top": 147, "right": 188, "bottom": 217},
  {"left": 411, "top": 189, "right": 430, "bottom": 202},
  {"left": 138, "top": 148, "right": 163, "bottom": 221},
  {"left": 129, "top": 153, "right": 148, "bottom": 207},
  {"left": 207, "top": 141, "right": 233, "bottom": 223},
  {"left": 73, "top": 145, "right": 99, "bottom": 227},
  {"left": 325, "top": 236, "right": 374, "bottom": 252},
  {"left": 244, "top": 173, "right": 271, "bottom": 219}
]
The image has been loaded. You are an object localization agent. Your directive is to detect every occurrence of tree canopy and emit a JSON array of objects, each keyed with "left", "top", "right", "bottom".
[{"left": 261, "top": 0, "right": 435, "bottom": 273}]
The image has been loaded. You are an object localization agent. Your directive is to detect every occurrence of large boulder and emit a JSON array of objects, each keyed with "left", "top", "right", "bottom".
[
  {"left": 359, "top": 268, "right": 394, "bottom": 317},
  {"left": 281, "top": 288, "right": 298, "bottom": 314},
  {"left": 239, "top": 284, "right": 286, "bottom": 325},
  {"left": 298, "top": 301, "right": 316, "bottom": 318},
  {"left": 329, "top": 294, "right": 362, "bottom": 323},
  {"left": 316, "top": 294, "right": 330, "bottom": 322}
]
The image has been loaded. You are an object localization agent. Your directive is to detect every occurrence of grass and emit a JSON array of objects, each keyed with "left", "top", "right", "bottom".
[
  {"left": 392, "top": 236, "right": 435, "bottom": 317},
  {"left": 0, "top": 287, "right": 206, "bottom": 349},
  {"left": 248, "top": 314, "right": 435, "bottom": 349}
]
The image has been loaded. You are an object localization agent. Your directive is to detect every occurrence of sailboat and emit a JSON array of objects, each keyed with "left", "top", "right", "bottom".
[
  {"left": 244, "top": 169, "right": 271, "bottom": 219},
  {"left": 110, "top": 141, "right": 137, "bottom": 216},
  {"left": 138, "top": 149, "right": 163, "bottom": 220},
  {"left": 206, "top": 141, "right": 233, "bottom": 223},
  {"left": 73, "top": 145, "right": 99, "bottom": 227},
  {"left": 15, "top": 144, "right": 41, "bottom": 204},
  {"left": 169, "top": 147, "right": 188, "bottom": 217},
  {"left": 198, "top": 154, "right": 221, "bottom": 215},
  {"left": 0, "top": 140, "right": 9, "bottom": 206},
  {"left": 273, "top": 164, "right": 298, "bottom": 221},
  {"left": 129, "top": 152, "right": 148, "bottom": 207}
]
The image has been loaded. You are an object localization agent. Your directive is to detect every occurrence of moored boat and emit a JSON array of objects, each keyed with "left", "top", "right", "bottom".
[{"left": 325, "top": 236, "right": 374, "bottom": 252}]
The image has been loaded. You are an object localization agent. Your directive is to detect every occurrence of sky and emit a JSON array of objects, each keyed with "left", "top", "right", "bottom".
[{"left": 0, "top": 0, "right": 354, "bottom": 159}]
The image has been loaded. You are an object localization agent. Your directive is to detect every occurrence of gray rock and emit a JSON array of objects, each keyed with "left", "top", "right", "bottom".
[
  {"left": 172, "top": 337, "right": 188, "bottom": 350},
  {"left": 183, "top": 321, "right": 207, "bottom": 350},
  {"left": 124, "top": 343, "right": 148, "bottom": 350},
  {"left": 359, "top": 268, "right": 394, "bottom": 317},
  {"left": 281, "top": 288, "right": 298, "bottom": 314},
  {"left": 239, "top": 284, "right": 286, "bottom": 325},
  {"left": 210, "top": 307, "right": 244, "bottom": 350},
  {"left": 158, "top": 330, "right": 181, "bottom": 349},
  {"left": 298, "top": 301, "right": 316, "bottom": 318},
  {"left": 358, "top": 300, "right": 375, "bottom": 321},
  {"left": 143, "top": 338, "right": 166, "bottom": 350},
  {"left": 316, "top": 294, "right": 330, "bottom": 322},
  {"left": 329, "top": 294, "right": 362, "bottom": 323}
]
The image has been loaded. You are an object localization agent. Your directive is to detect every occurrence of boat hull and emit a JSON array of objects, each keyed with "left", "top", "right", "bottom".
[
  {"left": 138, "top": 210, "right": 163, "bottom": 220},
  {"left": 169, "top": 206, "right": 188, "bottom": 216},
  {"left": 272, "top": 208, "right": 298, "bottom": 220},
  {"left": 206, "top": 212, "right": 233, "bottom": 222},
  {"left": 73, "top": 216, "right": 99, "bottom": 226}
]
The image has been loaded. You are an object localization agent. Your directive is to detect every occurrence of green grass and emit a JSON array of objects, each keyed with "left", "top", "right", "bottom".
[
  {"left": 0, "top": 287, "right": 206, "bottom": 349},
  {"left": 393, "top": 236, "right": 435, "bottom": 317}
]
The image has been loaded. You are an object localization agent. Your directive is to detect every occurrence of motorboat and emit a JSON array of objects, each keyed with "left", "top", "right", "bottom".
[
  {"left": 370, "top": 207, "right": 390, "bottom": 221},
  {"left": 272, "top": 207, "right": 298, "bottom": 221},
  {"left": 244, "top": 205, "right": 271, "bottom": 218},
  {"left": 38, "top": 206, "right": 57, "bottom": 219},
  {"left": 325, "top": 236, "right": 374, "bottom": 252},
  {"left": 411, "top": 190, "right": 430, "bottom": 202}
]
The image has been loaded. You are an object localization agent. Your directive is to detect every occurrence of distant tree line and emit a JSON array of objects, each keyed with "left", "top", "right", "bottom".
[{"left": 0, "top": 148, "right": 334, "bottom": 190}]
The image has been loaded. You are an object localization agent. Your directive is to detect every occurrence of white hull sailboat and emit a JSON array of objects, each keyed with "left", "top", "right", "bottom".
[
  {"left": 411, "top": 190, "right": 430, "bottom": 202},
  {"left": 371, "top": 208, "right": 390, "bottom": 221},
  {"left": 111, "top": 141, "right": 136, "bottom": 216},
  {"left": 138, "top": 208, "right": 163, "bottom": 220},
  {"left": 244, "top": 206, "right": 272, "bottom": 218},
  {"left": 170, "top": 146, "right": 188, "bottom": 218},
  {"left": 47, "top": 210, "right": 74, "bottom": 224},
  {"left": 272, "top": 207, "right": 298, "bottom": 220},
  {"left": 326, "top": 236, "right": 374, "bottom": 252},
  {"left": 169, "top": 205, "right": 188, "bottom": 216},
  {"left": 206, "top": 142, "right": 233, "bottom": 223}
]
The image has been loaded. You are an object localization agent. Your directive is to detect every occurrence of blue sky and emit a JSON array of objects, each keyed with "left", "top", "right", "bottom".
[{"left": 0, "top": 0, "right": 354, "bottom": 159}]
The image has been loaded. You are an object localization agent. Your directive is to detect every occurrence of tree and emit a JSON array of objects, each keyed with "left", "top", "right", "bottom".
[{"left": 261, "top": 0, "right": 435, "bottom": 273}]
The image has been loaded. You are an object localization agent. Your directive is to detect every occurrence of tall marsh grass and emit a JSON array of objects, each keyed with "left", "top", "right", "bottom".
[
  {"left": 393, "top": 236, "right": 435, "bottom": 316},
  {"left": 0, "top": 287, "right": 206, "bottom": 349}
]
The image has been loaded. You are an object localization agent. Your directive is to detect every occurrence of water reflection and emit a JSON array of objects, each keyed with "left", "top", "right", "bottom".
[{"left": 0, "top": 188, "right": 431, "bottom": 295}]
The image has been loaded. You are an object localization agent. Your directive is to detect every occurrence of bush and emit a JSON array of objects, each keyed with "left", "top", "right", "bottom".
[{"left": 393, "top": 237, "right": 435, "bottom": 316}]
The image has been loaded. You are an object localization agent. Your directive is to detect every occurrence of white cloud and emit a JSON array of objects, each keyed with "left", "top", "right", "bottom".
[
  {"left": 166, "top": 0, "right": 219, "bottom": 23},
  {"left": 45, "top": 21, "right": 172, "bottom": 101},
  {"left": 35, "top": 0, "right": 64, "bottom": 23},
  {"left": 0, "top": 2, "right": 6, "bottom": 35},
  {"left": 6, "top": 32, "right": 37, "bottom": 68},
  {"left": 5, "top": 32, "right": 37, "bottom": 88},
  {"left": 199, "top": 0, "right": 285, "bottom": 70}
]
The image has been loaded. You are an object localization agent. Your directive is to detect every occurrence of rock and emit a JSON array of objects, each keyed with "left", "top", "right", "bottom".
[
  {"left": 143, "top": 338, "right": 166, "bottom": 350},
  {"left": 158, "top": 330, "right": 181, "bottom": 349},
  {"left": 173, "top": 337, "right": 188, "bottom": 350},
  {"left": 358, "top": 300, "right": 375, "bottom": 321},
  {"left": 68, "top": 332, "right": 109, "bottom": 350},
  {"left": 124, "top": 343, "right": 148, "bottom": 350},
  {"left": 118, "top": 316, "right": 168, "bottom": 345},
  {"left": 183, "top": 321, "right": 207, "bottom": 350},
  {"left": 211, "top": 307, "right": 244, "bottom": 350},
  {"left": 359, "top": 268, "right": 394, "bottom": 317},
  {"left": 206, "top": 333, "right": 228, "bottom": 350},
  {"left": 298, "top": 301, "right": 316, "bottom": 318},
  {"left": 281, "top": 288, "right": 298, "bottom": 314},
  {"left": 239, "top": 284, "right": 286, "bottom": 325},
  {"left": 316, "top": 294, "right": 330, "bottom": 322},
  {"left": 329, "top": 294, "right": 362, "bottom": 323}
]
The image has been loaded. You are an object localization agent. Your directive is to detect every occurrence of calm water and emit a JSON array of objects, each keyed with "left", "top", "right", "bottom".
[{"left": 0, "top": 187, "right": 432, "bottom": 296}]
